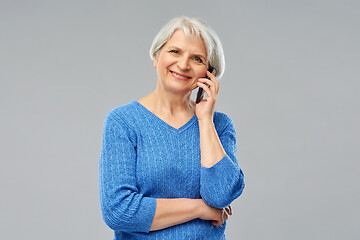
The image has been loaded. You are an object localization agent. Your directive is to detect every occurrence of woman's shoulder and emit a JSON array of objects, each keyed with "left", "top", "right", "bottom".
[
  {"left": 213, "top": 111, "right": 233, "bottom": 124},
  {"left": 102, "top": 101, "right": 138, "bottom": 142},
  {"left": 213, "top": 111, "right": 235, "bottom": 134},
  {"left": 104, "top": 100, "right": 139, "bottom": 124}
]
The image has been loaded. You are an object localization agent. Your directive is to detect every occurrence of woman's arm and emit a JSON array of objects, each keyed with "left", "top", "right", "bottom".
[
  {"left": 150, "top": 198, "right": 229, "bottom": 231},
  {"left": 99, "top": 112, "right": 157, "bottom": 232},
  {"left": 196, "top": 71, "right": 233, "bottom": 168},
  {"left": 199, "top": 115, "right": 245, "bottom": 208},
  {"left": 198, "top": 118, "right": 226, "bottom": 168},
  {"left": 196, "top": 72, "right": 245, "bottom": 209}
]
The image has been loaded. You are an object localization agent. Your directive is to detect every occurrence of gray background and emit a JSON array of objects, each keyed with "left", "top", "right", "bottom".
[{"left": 1, "top": 0, "right": 359, "bottom": 239}]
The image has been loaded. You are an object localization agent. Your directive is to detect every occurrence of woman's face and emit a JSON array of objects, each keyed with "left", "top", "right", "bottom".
[{"left": 154, "top": 29, "right": 208, "bottom": 94}]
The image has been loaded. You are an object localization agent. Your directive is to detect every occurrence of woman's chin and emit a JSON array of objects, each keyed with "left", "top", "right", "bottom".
[{"left": 164, "top": 84, "right": 194, "bottom": 95}]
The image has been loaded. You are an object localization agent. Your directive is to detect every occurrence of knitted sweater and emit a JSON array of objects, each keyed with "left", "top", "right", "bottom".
[{"left": 99, "top": 100, "right": 245, "bottom": 240}]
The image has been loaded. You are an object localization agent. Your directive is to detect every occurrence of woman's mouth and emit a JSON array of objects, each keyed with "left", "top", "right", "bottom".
[{"left": 170, "top": 70, "right": 191, "bottom": 80}]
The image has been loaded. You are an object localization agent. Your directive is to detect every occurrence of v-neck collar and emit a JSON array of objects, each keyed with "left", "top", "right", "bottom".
[{"left": 132, "top": 100, "right": 197, "bottom": 133}]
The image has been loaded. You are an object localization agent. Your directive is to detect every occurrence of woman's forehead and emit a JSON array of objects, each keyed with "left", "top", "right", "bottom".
[{"left": 165, "top": 29, "right": 206, "bottom": 53}]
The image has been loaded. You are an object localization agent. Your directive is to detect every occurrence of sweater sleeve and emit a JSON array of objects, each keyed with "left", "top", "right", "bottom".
[
  {"left": 99, "top": 110, "right": 157, "bottom": 232},
  {"left": 199, "top": 117, "right": 245, "bottom": 209}
]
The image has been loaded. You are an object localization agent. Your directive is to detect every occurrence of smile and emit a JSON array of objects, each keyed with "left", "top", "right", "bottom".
[{"left": 170, "top": 70, "right": 191, "bottom": 80}]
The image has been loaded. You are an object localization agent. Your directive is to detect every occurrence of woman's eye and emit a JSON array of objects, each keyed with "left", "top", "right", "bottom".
[
  {"left": 193, "top": 56, "right": 203, "bottom": 63},
  {"left": 170, "top": 50, "right": 179, "bottom": 54}
]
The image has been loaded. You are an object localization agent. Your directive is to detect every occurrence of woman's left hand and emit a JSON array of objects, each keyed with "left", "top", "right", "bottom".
[{"left": 195, "top": 71, "right": 219, "bottom": 121}]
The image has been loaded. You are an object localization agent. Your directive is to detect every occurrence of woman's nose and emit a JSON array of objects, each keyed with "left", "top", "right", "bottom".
[{"left": 177, "top": 57, "right": 190, "bottom": 70}]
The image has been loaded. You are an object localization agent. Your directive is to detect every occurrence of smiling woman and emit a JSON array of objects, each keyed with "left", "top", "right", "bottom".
[
  {"left": 153, "top": 29, "right": 208, "bottom": 95},
  {"left": 99, "top": 16, "right": 245, "bottom": 239}
]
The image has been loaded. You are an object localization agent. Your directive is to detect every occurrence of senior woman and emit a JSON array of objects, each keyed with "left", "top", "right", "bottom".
[{"left": 99, "top": 16, "right": 245, "bottom": 239}]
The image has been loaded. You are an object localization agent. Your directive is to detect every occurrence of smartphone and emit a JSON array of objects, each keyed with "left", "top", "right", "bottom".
[{"left": 196, "top": 66, "right": 214, "bottom": 104}]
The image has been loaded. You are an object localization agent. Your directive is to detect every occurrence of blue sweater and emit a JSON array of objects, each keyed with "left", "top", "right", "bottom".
[{"left": 99, "top": 100, "right": 245, "bottom": 239}]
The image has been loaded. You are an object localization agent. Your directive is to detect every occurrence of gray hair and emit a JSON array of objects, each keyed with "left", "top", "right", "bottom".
[{"left": 149, "top": 16, "right": 225, "bottom": 79}]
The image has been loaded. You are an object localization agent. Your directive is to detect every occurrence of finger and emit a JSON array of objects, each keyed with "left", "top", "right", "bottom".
[
  {"left": 226, "top": 206, "right": 232, "bottom": 215},
  {"left": 198, "top": 77, "right": 215, "bottom": 87},
  {"left": 222, "top": 209, "right": 228, "bottom": 222},
  {"left": 197, "top": 82, "right": 214, "bottom": 102},
  {"left": 224, "top": 207, "right": 231, "bottom": 216},
  {"left": 197, "top": 82, "right": 215, "bottom": 102},
  {"left": 206, "top": 70, "right": 215, "bottom": 81},
  {"left": 206, "top": 71, "right": 220, "bottom": 92},
  {"left": 198, "top": 77, "right": 217, "bottom": 94},
  {"left": 211, "top": 220, "right": 221, "bottom": 226}
]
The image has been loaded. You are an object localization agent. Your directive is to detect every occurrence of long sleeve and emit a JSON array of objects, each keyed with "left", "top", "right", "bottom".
[
  {"left": 99, "top": 110, "right": 157, "bottom": 232},
  {"left": 199, "top": 117, "right": 245, "bottom": 209}
]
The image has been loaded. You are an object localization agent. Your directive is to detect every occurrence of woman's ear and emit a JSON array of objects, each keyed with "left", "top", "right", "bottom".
[{"left": 153, "top": 53, "right": 158, "bottom": 69}]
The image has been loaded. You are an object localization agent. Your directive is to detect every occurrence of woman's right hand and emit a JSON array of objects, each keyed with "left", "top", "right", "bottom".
[{"left": 197, "top": 199, "right": 232, "bottom": 226}]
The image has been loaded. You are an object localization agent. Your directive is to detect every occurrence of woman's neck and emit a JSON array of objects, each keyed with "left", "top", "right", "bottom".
[{"left": 138, "top": 90, "right": 195, "bottom": 117}]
